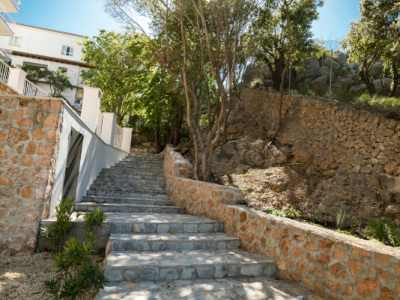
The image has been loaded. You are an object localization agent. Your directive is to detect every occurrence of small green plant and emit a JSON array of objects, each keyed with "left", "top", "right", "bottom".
[
  {"left": 283, "top": 205, "right": 301, "bottom": 219},
  {"left": 386, "top": 225, "right": 400, "bottom": 247},
  {"left": 365, "top": 217, "right": 400, "bottom": 247},
  {"left": 337, "top": 229, "right": 353, "bottom": 236},
  {"left": 343, "top": 180, "right": 351, "bottom": 186},
  {"left": 84, "top": 209, "right": 106, "bottom": 237},
  {"left": 42, "top": 198, "right": 80, "bottom": 251},
  {"left": 262, "top": 206, "right": 286, "bottom": 217},
  {"left": 309, "top": 208, "right": 320, "bottom": 223},
  {"left": 43, "top": 237, "right": 108, "bottom": 299},
  {"left": 337, "top": 210, "right": 351, "bottom": 230}
]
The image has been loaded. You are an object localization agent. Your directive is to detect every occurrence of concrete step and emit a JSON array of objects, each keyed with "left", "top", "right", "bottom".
[
  {"left": 93, "top": 179, "right": 166, "bottom": 186},
  {"left": 107, "top": 232, "right": 240, "bottom": 252},
  {"left": 89, "top": 186, "right": 166, "bottom": 193},
  {"left": 74, "top": 203, "right": 185, "bottom": 214},
  {"left": 97, "top": 277, "right": 323, "bottom": 300},
  {"left": 81, "top": 196, "right": 174, "bottom": 206},
  {"left": 86, "top": 190, "right": 170, "bottom": 199},
  {"left": 99, "top": 172, "right": 165, "bottom": 181},
  {"left": 105, "top": 213, "right": 224, "bottom": 234},
  {"left": 104, "top": 250, "right": 276, "bottom": 282}
]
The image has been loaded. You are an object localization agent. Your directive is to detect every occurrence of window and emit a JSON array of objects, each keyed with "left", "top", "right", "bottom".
[
  {"left": 9, "top": 36, "right": 22, "bottom": 47},
  {"left": 23, "top": 62, "right": 48, "bottom": 70},
  {"left": 61, "top": 45, "right": 74, "bottom": 57},
  {"left": 58, "top": 67, "right": 67, "bottom": 74}
]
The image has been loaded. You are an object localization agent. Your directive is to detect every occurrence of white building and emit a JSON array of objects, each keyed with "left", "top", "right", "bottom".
[{"left": 0, "top": 22, "right": 89, "bottom": 105}]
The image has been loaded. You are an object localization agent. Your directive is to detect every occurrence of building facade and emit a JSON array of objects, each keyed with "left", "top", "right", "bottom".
[{"left": 0, "top": 22, "right": 89, "bottom": 105}]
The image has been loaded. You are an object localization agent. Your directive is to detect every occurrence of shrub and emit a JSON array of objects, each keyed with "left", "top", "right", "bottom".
[
  {"left": 336, "top": 210, "right": 351, "bottom": 230},
  {"left": 43, "top": 237, "right": 108, "bottom": 299},
  {"left": 365, "top": 217, "right": 400, "bottom": 247},
  {"left": 41, "top": 198, "right": 80, "bottom": 252}
]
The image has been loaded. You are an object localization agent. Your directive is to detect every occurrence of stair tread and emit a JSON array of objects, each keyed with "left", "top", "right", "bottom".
[
  {"left": 110, "top": 232, "right": 239, "bottom": 242},
  {"left": 97, "top": 277, "right": 320, "bottom": 300},
  {"left": 106, "top": 249, "right": 274, "bottom": 267},
  {"left": 42, "top": 213, "right": 221, "bottom": 224}
]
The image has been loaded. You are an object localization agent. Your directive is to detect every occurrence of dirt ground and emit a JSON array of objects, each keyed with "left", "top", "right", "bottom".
[
  {"left": 219, "top": 166, "right": 314, "bottom": 213},
  {"left": 0, "top": 252, "right": 57, "bottom": 300}
]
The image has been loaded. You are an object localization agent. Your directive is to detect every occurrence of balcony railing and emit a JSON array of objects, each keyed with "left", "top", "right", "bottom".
[
  {"left": 0, "top": 59, "right": 10, "bottom": 83},
  {"left": 23, "top": 79, "right": 51, "bottom": 98}
]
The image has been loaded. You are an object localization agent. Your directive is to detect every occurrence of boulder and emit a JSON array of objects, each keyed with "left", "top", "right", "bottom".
[
  {"left": 249, "top": 139, "right": 265, "bottom": 152},
  {"left": 311, "top": 75, "right": 329, "bottom": 93},
  {"left": 292, "top": 142, "right": 313, "bottom": 163},
  {"left": 373, "top": 78, "right": 392, "bottom": 92},
  {"left": 323, "top": 58, "right": 340, "bottom": 73},
  {"left": 244, "top": 150, "right": 264, "bottom": 167},
  {"left": 349, "top": 84, "right": 367, "bottom": 94},
  {"left": 262, "top": 145, "right": 287, "bottom": 166},
  {"left": 370, "top": 63, "right": 384, "bottom": 79},
  {"left": 297, "top": 57, "right": 320, "bottom": 81},
  {"left": 332, "top": 76, "right": 353, "bottom": 92},
  {"left": 333, "top": 51, "right": 348, "bottom": 66}
]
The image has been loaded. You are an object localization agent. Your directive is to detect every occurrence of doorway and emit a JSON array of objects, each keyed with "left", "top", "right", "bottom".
[{"left": 62, "top": 128, "right": 84, "bottom": 200}]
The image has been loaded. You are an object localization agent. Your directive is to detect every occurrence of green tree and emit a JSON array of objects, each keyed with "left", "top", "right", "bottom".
[
  {"left": 22, "top": 65, "right": 72, "bottom": 98},
  {"left": 105, "top": 0, "right": 256, "bottom": 181},
  {"left": 246, "top": 0, "right": 324, "bottom": 91},
  {"left": 343, "top": 0, "right": 400, "bottom": 96},
  {"left": 81, "top": 30, "right": 150, "bottom": 125}
]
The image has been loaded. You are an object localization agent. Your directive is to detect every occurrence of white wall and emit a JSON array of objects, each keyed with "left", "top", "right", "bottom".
[
  {"left": 2, "top": 23, "right": 85, "bottom": 62},
  {"left": 49, "top": 101, "right": 128, "bottom": 217},
  {"left": 0, "top": 23, "right": 88, "bottom": 104}
]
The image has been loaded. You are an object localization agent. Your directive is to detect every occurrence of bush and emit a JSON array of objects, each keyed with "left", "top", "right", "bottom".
[
  {"left": 43, "top": 237, "right": 108, "bottom": 299},
  {"left": 41, "top": 198, "right": 80, "bottom": 252},
  {"left": 43, "top": 201, "right": 108, "bottom": 299},
  {"left": 356, "top": 94, "right": 400, "bottom": 112}
]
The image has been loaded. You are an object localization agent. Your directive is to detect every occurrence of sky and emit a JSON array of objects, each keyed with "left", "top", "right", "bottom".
[{"left": 14, "top": 0, "right": 361, "bottom": 39}]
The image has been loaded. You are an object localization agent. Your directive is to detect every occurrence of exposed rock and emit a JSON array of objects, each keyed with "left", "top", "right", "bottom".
[
  {"left": 310, "top": 171, "right": 382, "bottom": 223},
  {"left": 245, "top": 150, "right": 264, "bottom": 167},
  {"left": 292, "top": 142, "right": 313, "bottom": 163},
  {"left": 249, "top": 139, "right": 265, "bottom": 152},
  {"left": 263, "top": 145, "right": 287, "bottom": 166},
  {"left": 349, "top": 84, "right": 367, "bottom": 94},
  {"left": 334, "top": 51, "right": 348, "bottom": 66},
  {"left": 323, "top": 58, "right": 340, "bottom": 73},
  {"left": 297, "top": 57, "right": 320, "bottom": 81},
  {"left": 373, "top": 78, "right": 392, "bottom": 92},
  {"left": 311, "top": 75, "right": 329, "bottom": 93},
  {"left": 370, "top": 63, "right": 384, "bottom": 79}
]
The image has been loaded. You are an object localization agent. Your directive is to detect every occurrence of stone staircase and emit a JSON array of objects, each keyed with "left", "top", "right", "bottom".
[{"left": 72, "top": 154, "right": 318, "bottom": 300}]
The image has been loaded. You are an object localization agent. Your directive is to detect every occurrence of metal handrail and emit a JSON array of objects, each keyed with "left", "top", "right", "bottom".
[
  {"left": 23, "top": 79, "right": 51, "bottom": 98},
  {"left": 0, "top": 59, "right": 10, "bottom": 83}
]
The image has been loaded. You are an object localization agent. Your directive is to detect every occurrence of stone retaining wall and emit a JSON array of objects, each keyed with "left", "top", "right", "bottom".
[
  {"left": 0, "top": 96, "right": 62, "bottom": 256},
  {"left": 0, "top": 80, "right": 19, "bottom": 95},
  {"left": 163, "top": 146, "right": 400, "bottom": 299},
  {"left": 228, "top": 89, "right": 400, "bottom": 177}
]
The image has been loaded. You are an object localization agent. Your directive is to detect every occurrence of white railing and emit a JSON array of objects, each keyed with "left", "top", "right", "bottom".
[
  {"left": 0, "top": 59, "right": 10, "bottom": 83},
  {"left": 23, "top": 79, "right": 51, "bottom": 98},
  {"left": 114, "top": 124, "right": 124, "bottom": 149}
]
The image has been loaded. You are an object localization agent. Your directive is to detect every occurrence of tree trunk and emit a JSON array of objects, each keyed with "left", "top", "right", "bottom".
[
  {"left": 360, "top": 68, "right": 376, "bottom": 96},
  {"left": 172, "top": 105, "right": 184, "bottom": 147},
  {"left": 271, "top": 54, "right": 286, "bottom": 91},
  {"left": 154, "top": 121, "right": 163, "bottom": 153},
  {"left": 390, "top": 63, "right": 399, "bottom": 97}
]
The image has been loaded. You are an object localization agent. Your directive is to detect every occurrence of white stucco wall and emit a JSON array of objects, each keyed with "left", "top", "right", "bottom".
[
  {"left": 1, "top": 23, "right": 85, "bottom": 61},
  {"left": 0, "top": 23, "right": 88, "bottom": 104},
  {"left": 49, "top": 101, "right": 128, "bottom": 217}
]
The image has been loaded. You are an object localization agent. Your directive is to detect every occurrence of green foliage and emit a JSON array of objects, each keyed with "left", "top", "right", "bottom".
[
  {"left": 336, "top": 210, "right": 351, "bottom": 230},
  {"left": 355, "top": 93, "right": 400, "bottom": 111},
  {"left": 365, "top": 217, "right": 400, "bottom": 246},
  {"left": 246, "top": 0, "right": 324, "bottom": 90},
  {"left": 83, "top": 209, "right": 105, "bottom": 236},
  {"left": 81, "top": 30, "right": 150, "bottom": 124},
  {"left": 342, "top": 0, "right": 400, "bottom": 97},
  {"left": 21, "top": 65, "right": 73, "bottom": 98},
  {"left": 43, "top": 237, "right": 108, "bottom": 300},
  {"left": 42, "top": 198, "right": 79, "bottom": 252},
  {"left": 262, "top": 205, "right": 301, "bottom": 219}
]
